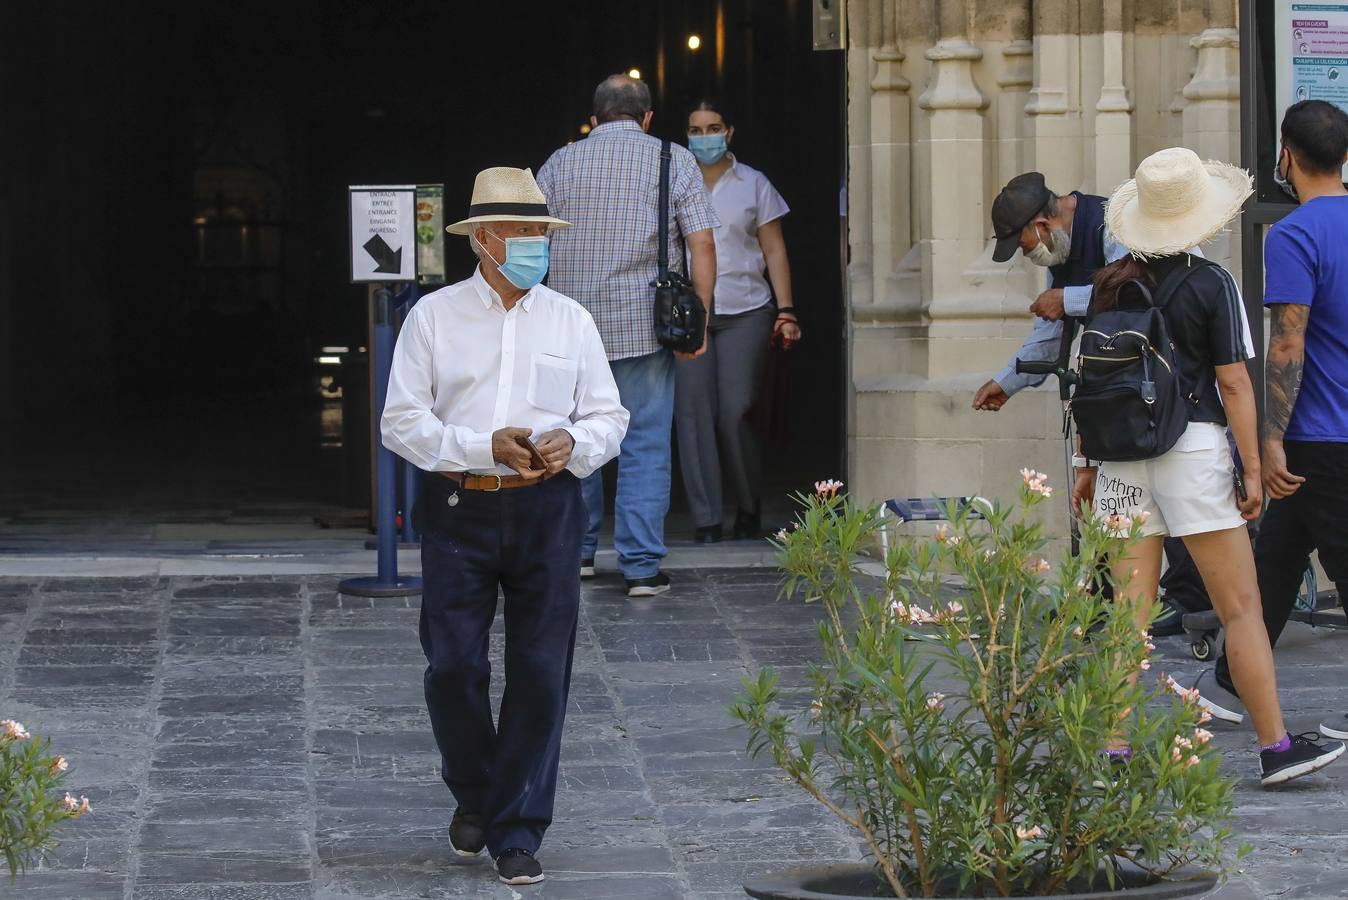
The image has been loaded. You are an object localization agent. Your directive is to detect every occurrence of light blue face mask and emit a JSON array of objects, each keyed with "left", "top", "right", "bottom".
[
  {"left": 688, "top": 133, "right": 728, "bottom": 165},
  {"left": 483, "top": 234, "right": 550, "bottom": 289}
]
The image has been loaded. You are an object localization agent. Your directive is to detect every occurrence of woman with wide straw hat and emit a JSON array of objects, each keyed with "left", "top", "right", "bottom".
[{"left": 1073, "top": 147, "right": 1344, "bottom": 786}]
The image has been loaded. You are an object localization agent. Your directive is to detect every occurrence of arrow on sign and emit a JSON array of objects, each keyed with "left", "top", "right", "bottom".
[{"left": 363, "top": 234, "right": 403, "bottom": 274}]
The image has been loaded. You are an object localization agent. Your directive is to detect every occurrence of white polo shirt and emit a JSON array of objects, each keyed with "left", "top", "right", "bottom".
[{"left": 688, "top": 156, "right": 790, "bottom": 316}]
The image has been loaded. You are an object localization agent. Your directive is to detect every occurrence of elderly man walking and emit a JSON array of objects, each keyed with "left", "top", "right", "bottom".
[
  {"left": 381, "top": 167, "right": 628, "bottom": 885},
  {"left": 538, "top": 73, "right": 719, "bottom": 597}
]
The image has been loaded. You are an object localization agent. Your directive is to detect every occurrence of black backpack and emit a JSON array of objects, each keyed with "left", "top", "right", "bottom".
[{"left": 1072, "top": 258, "right": 1216, "bottom": 462}]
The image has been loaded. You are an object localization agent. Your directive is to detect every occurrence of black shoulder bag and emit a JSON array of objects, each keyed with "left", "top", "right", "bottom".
[{"left": 652, "top": 140, "right": 708, "bottom": 353}]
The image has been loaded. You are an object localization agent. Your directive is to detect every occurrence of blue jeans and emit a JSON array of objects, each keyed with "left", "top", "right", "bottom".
[{"left": 581, "top": 349, "right": 674, "bottom": 579}]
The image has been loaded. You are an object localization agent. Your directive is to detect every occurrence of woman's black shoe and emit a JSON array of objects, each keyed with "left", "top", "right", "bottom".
[
  {"left": 694, "top": 524, "right": 723, "bottom": 544},
  {"left": 732, "top": 507, "right": 762, "bottom": 540}
]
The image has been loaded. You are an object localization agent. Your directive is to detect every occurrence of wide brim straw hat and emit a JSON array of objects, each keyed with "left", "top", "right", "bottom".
[
  {"left": 1105, "top": 147, "right": 1252, "bottom": 258},
  {"left": 446, "top": 167, "right": 570, "bottom": 235}
]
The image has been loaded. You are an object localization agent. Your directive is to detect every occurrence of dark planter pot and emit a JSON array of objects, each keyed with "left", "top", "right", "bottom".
[{"left": 743, "top": 863, "right": 1218, "bottom": 900}]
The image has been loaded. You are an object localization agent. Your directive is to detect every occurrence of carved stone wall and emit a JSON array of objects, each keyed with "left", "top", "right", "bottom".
[{"left": 847, "top": 0, "right": 1242, "bottom": 527}]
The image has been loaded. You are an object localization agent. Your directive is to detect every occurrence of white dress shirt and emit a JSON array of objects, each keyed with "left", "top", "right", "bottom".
[
  {"left": 381, "top": 268, "right": 629, "bottom": 479},
  {"left": 685, "top": 156, "right": 790, "bottom": 316}
]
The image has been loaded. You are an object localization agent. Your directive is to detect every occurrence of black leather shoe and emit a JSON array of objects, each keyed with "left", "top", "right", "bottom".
[
  {"left": 694, "top": 524, "right": 723, "bottom": 544},
  {"left": 496, "top": 848, "right": 544, "bottom": 884},
  {"left": 732, "top": 506, "right": 762, "bottom": 540},
  {"left": 448, "top": 807, "right": 485, "bottom": 857}
]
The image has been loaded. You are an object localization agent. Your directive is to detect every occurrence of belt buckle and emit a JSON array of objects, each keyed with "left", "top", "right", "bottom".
[{"left": 484, "top": 473, "right": 503, "bottom": 492}]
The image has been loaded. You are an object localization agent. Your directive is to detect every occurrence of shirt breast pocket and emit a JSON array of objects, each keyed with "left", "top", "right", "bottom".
[{"left": 528, "top": 353, "right": 578, "bottom": 416}]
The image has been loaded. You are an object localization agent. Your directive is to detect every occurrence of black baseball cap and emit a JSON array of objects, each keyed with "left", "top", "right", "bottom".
[{"left": 991, "top": 172, "right": 1052, "bottom": 262}]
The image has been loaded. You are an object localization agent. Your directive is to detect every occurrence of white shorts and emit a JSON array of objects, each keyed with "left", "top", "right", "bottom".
[{"left": 1092, "top": 423, "right": 1245, "bottom": 538}]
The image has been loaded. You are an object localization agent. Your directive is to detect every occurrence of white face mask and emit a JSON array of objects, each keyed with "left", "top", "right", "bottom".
[{"left": 1025, "top": 225, "right": 1072, "bottom": 267}]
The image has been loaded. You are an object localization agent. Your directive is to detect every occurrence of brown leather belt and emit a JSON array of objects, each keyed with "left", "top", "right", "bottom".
[{"left": 440, "top": 470, "right": 555, "bottom": 492}]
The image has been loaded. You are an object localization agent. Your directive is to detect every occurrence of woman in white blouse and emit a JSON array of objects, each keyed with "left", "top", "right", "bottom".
[{"left": 675, "top": 100, "right": 800, "bottom": 542}]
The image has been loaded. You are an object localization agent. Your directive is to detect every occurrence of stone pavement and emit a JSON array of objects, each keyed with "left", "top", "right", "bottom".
[{"left": 0, "top": 570, "right": 1345, "bottom": 899}]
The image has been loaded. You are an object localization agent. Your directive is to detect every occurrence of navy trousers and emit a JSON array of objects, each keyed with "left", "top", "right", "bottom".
[{"left": 418, "top": 470, "right": 584, "bottom": 856}]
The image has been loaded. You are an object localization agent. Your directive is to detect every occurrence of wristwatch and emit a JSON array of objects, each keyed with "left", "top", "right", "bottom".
[{"left": 1071, "top": 455, "right": 1096, "bottom": 469}]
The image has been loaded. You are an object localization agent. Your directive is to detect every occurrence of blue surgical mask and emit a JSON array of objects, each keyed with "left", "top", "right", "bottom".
[
  {"left": 688, "top": 133, "right": 728, "bottom": 165},
  {"left": 482, "top": 234, "right": 550, "bottom": 289}
]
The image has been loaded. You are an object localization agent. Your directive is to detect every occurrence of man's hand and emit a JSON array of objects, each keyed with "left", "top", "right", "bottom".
[
  {"left": 973, "top": 380, "right": 1009, "bottom": 411},
  {"left": 1071, "top": 468, "right": 1097, "bottom": 519},
  {"left": 1029, "top": 288, "right": 1066, "bottom": 322},
  {"left": 675, "top": 334, "right": 708, "bottom": 362},
  {"left": 491, "top": 427, "right": 545, "bottom": 478},
  {"left": 1262, "top": 438, "right": 1305, "bottom": 499},
  {"left": 535, "top": 429, "right": 575, "bottom": 476}
]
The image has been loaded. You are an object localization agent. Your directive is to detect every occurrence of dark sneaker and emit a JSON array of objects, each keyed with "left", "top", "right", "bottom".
[
  {"left": 580, "top": 558, "right": 596, "bottom": 579},
  {"left": 1165, "top": 669, "right": 1243, "bottom": 724},
  {"left": 1149, "top": 599, "right": 1185, "bottom": 637},
  {"left": 448, "top": 807, "right": 485, "bottom": 857},
  {"left": 1321, "top": 713, "right": 1348, "bottom": 740},
  {"left": 1260, "top": 733, "right": 1345, "bottom": 787},
  {"left": 694, "top": 524, "right": 723, "bottom": 544},
  {"left": 626, "top": 572, "right": 671, "bottom": 598},
  {"left": 496, "top": 848, "right": 544, "bottom": 885}
]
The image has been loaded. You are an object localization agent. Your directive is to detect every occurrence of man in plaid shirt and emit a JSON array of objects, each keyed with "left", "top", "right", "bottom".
[{"left": 538, "top": 73, "right": 718, "bottom": 597}]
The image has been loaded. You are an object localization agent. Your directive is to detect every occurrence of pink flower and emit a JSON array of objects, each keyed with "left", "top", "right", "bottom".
[
  {"left": 984, "top": 549, "right": 996, "bottom": 561},
  {"left": 774, "top": 528, "right": 789, "bottom": 542},
  {"left": 1186, "top": 755, "right": 1200, "bottom": 769},
  {"left": 1117, "top": 706, "right": 1133, "bottom": 721},
  {"left": 1193, "top": 728, "right": 1214, "bottom": 746},
  {"left": 1198, "top": 708, "right": 1213, "bottom": 724},
  {"left": 1015, "top": 824, "right": 1044, "bottom": 840},
  {"left": 1020, "top": 468, "right": 1053, "bottom": 498},
  {"left": 1027, "top": 558, "right": 1051, "bottom": 573},
  {"left": 1139, "top": 658, "right": 1151, "bottom": 671},
  {"left": 1144, "top": 639, "right": 1156, "bottom": 653},
  {"left": 946, "top": 535, "right": 963, "bottom": 547},
  {"left": 1173, "top": 735, "right": 1193, "bottom": 750},
  {"left": 935, "top": 524, "right": 950, "bottom": 543},
  {"left": 925, "top": 692, "right": 946, "bottom": 713},
  {"left": 813, "top": 479, "right": 845, "bottom": 499},
  {"left": 49, "top": 756, "right": 68, "bottom": 776},
  {"left": 60, "top": 793, "right": 90, "bottom": 815},
  {"left": 1136, "top": 510, "right": 1150, "bottom": 524},
  {"left": 1, "top": 720, "right": 29, "bottom": 742},
  {"left": 1171, "top": 746, "right": 1183, "bottom": 762}
]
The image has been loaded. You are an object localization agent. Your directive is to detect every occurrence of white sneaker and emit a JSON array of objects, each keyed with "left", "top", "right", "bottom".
[
  {"left": 1321, "top": 713, "right": 1348, "bottom": 740},
  {"left": 1165, "top": 671, "right": 1243, "bottom": 724}
]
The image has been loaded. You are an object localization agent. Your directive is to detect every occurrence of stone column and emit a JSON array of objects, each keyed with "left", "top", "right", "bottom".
[
  {"left": 845, "top": 0, "right": 876, "bottom": 308},
  {"left": 1093, "top": 0, "right": 1133, "bottom": 195},
  {"left": 916, "top": 0, "right": 988, "bottom": 348},
  {"left": 869, "top": 0, "right": 912, "bottom": 307},
  {"left": 1181, "top": 0, "right": 1240, "bottom": 273},
  {"left": 1025, "top": 0, "right": 1082, "bottom": 191},
  {"left": 996, "top": 1, "right": 1034, "bottom": 190}
]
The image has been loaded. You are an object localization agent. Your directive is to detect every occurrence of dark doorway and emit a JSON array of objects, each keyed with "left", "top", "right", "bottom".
[{"left": 0, "top": 1, "right": 844, "bottom": 547}]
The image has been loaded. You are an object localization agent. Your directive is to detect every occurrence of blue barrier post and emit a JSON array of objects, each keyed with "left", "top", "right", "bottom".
[{"left": 339, "top": 284, "right": 423, "bottom": 597}]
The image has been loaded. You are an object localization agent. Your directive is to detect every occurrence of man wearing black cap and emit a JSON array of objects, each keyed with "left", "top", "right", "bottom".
[{"left": 971, "top": 172, "right": 1118, "bottom": 412}]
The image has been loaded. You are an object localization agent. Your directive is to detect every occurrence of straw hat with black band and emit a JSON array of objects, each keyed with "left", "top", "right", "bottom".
[
  {"left": 445, "top": 167, "right": 570, "bottom": 235},
  {"left": 1105, "top": 147, "right": 1252, "bottom": 259}
]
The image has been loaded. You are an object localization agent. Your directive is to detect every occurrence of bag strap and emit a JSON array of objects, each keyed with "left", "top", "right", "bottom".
[
  {"left": 1151, "top": 254, "right": 1216, "bottom": 309},
  {"left": 1150, "top": 255, "right": 1219, "bottom": 408},
  {"left": 658, "top": 139, "right": 672, "bottom": 278}
]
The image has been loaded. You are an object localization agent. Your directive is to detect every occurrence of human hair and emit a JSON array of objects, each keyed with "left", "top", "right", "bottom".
[
  {"left": 1281, "top": 99, "right": 1348, "bottom": 175},
  {"left": 593, "top": 74, "right": 652, "bottom": 123},
  {"left": 1037, "top": 191, "right": 1060, "bottom": 222},
  {"left": 1090, "top": 255, "right": 1155, "bottom": 315},
  {"left": 687, "top": 98, "right": 733, "bottom": 127}
]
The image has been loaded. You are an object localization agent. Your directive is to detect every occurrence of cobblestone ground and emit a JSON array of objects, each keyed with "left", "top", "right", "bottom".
[{"left": 0, "top": 570, "right": 1344, "bottom": 899}]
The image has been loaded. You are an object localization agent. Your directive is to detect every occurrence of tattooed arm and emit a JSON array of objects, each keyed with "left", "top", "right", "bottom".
[{"left": 1263, "top": 303, "right": 1310, "bottom": 499}]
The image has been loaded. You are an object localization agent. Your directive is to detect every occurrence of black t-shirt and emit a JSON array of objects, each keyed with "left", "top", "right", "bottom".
[{"left": 1139, "top": 254, "right": 1254, "bottom": 427}]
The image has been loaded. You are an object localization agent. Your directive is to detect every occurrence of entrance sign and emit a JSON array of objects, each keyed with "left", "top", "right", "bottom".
[
  {"left": 349, "top": 185, "right": 416, "bottom": 282},
  {"left": 1274, "top": 2, "right": 1348, "bottom": 179},
  {"left": 415, "top": 184, "right": 447, "bottom": 285}
]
